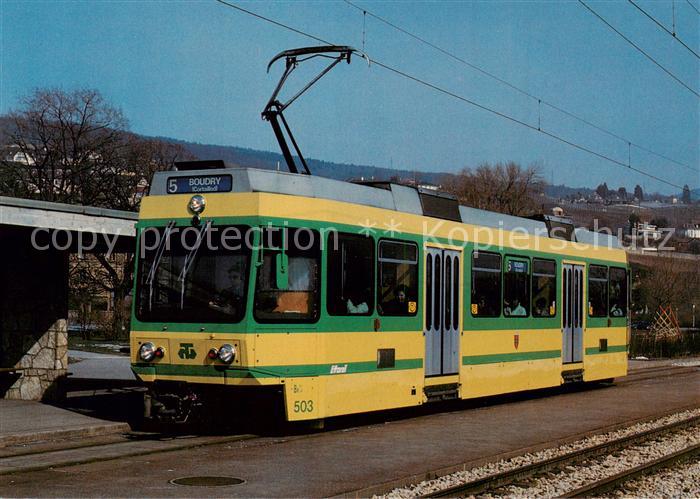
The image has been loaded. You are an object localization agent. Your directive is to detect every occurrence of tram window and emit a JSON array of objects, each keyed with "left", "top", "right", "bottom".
[
  {"left": 588, "top": 265, "right": 608, "bottom": 317},
  {"left": 254, "top": 228, "right": 320, "bottom": 322},
  {"left": 608, "top": 267, "right": 627, "bottom": 317},
  {"left": 532, "top": 259, "right": 556, "bottom": 317},
  {"left": 504, "top": 257, "right": 529, "bottom": 317},
  {"left": 471, "top": 251, "right": 501, "bottom": 317},
  {"left": 136, "top": 224, "right": 251, "bottom": 324},
  {"left": 327, "top": 232, "right": 374, "bottom": 316},
  {"left": 377, "top": 240, "right": 419, "bottom": 316}
]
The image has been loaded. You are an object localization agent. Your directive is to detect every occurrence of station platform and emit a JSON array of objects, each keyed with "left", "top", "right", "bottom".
[{"left": 0, "top": 400, "right": 129, "bottom": 448}]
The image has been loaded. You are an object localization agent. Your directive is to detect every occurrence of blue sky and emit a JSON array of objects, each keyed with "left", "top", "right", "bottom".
[{"left": 2, "top": 0, "right": 698, "bottom": 194}]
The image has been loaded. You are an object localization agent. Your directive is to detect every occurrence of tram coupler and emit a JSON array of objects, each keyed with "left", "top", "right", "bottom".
[{"left": 143, "top": 383, "right": 203, "bottom": 424}]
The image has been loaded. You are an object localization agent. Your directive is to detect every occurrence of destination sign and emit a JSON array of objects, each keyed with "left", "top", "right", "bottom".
[
  {"left": 507, "top": 260, "right": 528, "bottom": 273},
  {"left": 167, "top": 175, "right": 232, "bottom": 194}
]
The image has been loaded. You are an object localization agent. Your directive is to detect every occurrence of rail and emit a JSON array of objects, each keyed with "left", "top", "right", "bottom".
[
  {"left": 563, "top": 442, "right": 700, "bottom": 497},
  {"left": 421, "top": 414, "right": 700, "bottom": 498}
]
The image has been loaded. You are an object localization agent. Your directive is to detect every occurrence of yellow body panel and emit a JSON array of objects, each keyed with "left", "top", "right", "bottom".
[
  {"left": 463, "top": 329, "right": 561, "bottom": 356},
  {"left": 583, "top": 326, "right": 628, "bottom": 380},
  {"left": 583, "top": 352, "right": 628, "bottom": 380},
  {"left": 284, "top": 369, "right": 424, "bottom": 420},
  {"left": 462, "top": 359, "right": 562, "bottom": 398}
]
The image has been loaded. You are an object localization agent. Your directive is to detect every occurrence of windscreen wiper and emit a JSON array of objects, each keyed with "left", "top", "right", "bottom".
[
  {"left": 262, "top": 45, "right": 369, "bottom": 175},
  {"left": 177, "top": 220, "right": 212, "bottom": 309},
  {"left": 146, "top": 220, "right": 176, "bottom": 312}
]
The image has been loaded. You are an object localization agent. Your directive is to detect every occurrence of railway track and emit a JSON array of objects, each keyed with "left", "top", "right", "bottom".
[
  {"left": 620, "top": 364, "right": 700, "bottom": 383},
  {"left": 563, "top": 442, "right": 700, "bottom": 497},
  {"left": 420, "top": 412, "right": 700, "bottom": 498}
]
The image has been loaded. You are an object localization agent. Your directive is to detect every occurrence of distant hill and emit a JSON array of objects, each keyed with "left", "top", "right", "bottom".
[
  {"left": 160, "top": 137, "right": 453, "bottom": 186},
  {"left": 166, "top": 138, "right": 610, "bottom": 200},
  {"left": 2, "top": 111, "right": 679, "bottom": 200}
]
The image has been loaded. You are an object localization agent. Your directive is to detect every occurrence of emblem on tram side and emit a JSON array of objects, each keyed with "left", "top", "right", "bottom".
[
  {"left": 513, "top": 334, "right": 519, "bottom": 350},
  {"left": 178, "top": 343, "right": 197, "bottom": 360},
  {"left": 330, "top": 364, "right": 348, "bottom": 374}
]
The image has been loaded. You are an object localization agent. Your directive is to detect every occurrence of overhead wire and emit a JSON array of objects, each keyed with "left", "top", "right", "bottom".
[
  {"left": 213, "top": 0, "right": 687, "bottom": 190},
  {"left": 369, "top": 59, "right": 684, "bottom": 190},
  {"left": 214, "top": 0, "right": 330, "bottom": 45},
  {"left": 687, "top": 0, "right": 700, "bottom": 16},
  {"left": 579, "top": 0, "right": 700, "bottom": 99},
  {"left": 345, "top": 0, "right": 539, "bottom": 102},
  {"left": 628, "top": 0, "right": 700, "bottom": 59},
  {"left": 344, "top": 0, "right": 698, "bottom": 174}
]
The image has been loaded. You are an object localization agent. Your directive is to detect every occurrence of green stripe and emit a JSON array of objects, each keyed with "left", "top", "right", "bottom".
[
  {"left": 132, "top": 358, "right": 423, "bottom": 379},
  {"left": 462, "top": 349, "right": 561, "bottom": 365},
  {"left": 585, "top": 344, "right": 627, "bottom": 355}
]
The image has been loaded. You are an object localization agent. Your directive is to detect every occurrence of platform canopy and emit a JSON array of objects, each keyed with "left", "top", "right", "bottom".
[{"left": 0, "top": 196, "right": 137, "bottom": 236}]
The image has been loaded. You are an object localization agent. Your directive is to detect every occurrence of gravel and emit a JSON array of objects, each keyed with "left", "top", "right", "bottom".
[
  {"left": 379, "top": 408, "right": 700, "bottom": 498},
  {"left": 610, "top": 458, "right": 700, "bottom": 498},
  {"left": 491, "top": 427, "right": 699, "bottom": 497}
]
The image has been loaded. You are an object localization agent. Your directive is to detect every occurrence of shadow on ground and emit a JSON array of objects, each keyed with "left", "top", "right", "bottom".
[
  {"left": 57, "top": 384, "right": 146, "bottom": 428},
  {"left": 52, "top": 377, "right": 615, "bottom": 439}
]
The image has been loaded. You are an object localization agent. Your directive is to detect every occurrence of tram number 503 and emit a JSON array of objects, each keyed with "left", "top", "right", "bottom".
[{"left": 293, "top": 400, "right": 314, "bottom": 413}]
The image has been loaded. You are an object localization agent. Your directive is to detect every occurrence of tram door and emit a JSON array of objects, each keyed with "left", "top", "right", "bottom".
[
  {"left": 424, "top": 248, "right": 461, "bottom": 376},
  {"left": 562, "top": 264, "right": 584, "bottom": 364}
]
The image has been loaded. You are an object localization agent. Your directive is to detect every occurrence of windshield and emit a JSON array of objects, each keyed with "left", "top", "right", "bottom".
[{"left": 136, "top": 224, "right": 251, "bottom": 324}]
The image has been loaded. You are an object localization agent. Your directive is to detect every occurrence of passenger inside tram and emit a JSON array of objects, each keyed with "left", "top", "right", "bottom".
[{"left": 504, "top": 297, "right": 527, "bottom": 316}]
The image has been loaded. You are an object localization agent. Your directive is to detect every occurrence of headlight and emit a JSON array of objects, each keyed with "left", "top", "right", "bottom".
[
  {"left": 218, "top": 344, "right": 236, "bottom": 364},
  {"left": 139, "top": 342, "right": 156, "bottom": 362},
  {"left": 188, "top": 195, "right": 206, "bottom": 214}
]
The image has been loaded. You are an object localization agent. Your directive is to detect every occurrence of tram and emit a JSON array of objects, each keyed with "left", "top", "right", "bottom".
[{"left": 129, "top": 47, "right": 629, "bottom": 423}]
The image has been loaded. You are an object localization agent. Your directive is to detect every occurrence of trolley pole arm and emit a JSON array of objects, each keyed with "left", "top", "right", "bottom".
[
  {"left": 278, "top": 110, "right": 311, "bottom": 175},
  {"left": 276, "top": 55, "right": 345, "bottom": 113},
  {"left": 264, "top": 108, "right": 303, "bottom": 174},
  {"left": 261, "top": 45, "right": 365, "bottom": 176}
]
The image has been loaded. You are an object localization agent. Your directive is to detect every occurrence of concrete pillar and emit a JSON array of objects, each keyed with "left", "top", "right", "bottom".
[{"left": 0, "top": 227, "right": 68, "bottom": 401}]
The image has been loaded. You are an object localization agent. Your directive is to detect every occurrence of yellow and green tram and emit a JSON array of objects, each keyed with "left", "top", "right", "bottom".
[{"left": 130, "top": 165, "right": 629, "bottom": 423}]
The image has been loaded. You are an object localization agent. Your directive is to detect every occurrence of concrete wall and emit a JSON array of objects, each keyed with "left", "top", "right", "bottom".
[{"left": 1, "top": 227, "right": 68, "bottom": 401}]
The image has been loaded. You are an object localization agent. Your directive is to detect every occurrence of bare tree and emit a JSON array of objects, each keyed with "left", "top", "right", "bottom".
[
  {"left": 636, "top": 256, "right": 700, "bottom": 322},
  {"left": 682, "top": 185, "right": 692, "bottom": 204},
  {"left": 1, "top": 88, "right": 194, "bottom": 339},
  {"left": 101, "top": 133, "right": 192, "bottom": 211},
  {"left": 1, "top": 89, "right": 129, "bottom": 204},
  {"left": 617, "top": 186, "right": 628, "bottom": 202},
  {"left": 0, "top": 88, "right": 192, "bottom": 209},
  {"left": 596, "top": 182, "right": 609, "bottom": 200},
  {"left": 447, "top": 161, "right": 545, "bottom": 216}
]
